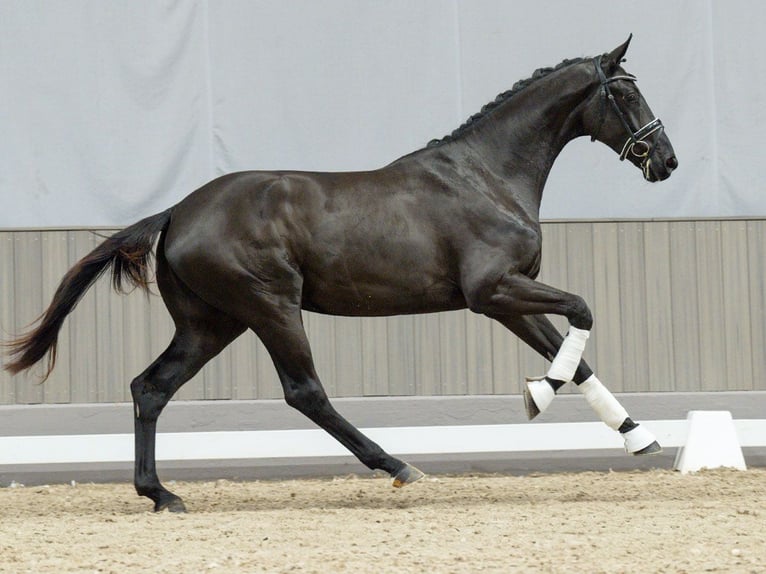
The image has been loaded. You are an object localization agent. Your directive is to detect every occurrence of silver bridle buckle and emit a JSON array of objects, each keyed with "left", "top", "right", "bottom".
[{"left": 620, "top": 118, "right": 664, "bottom": 161}]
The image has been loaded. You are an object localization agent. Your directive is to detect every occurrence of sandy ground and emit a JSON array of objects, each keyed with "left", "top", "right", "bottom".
[{"left": 1, "top": 468, "right": 764, "bottom": 574}]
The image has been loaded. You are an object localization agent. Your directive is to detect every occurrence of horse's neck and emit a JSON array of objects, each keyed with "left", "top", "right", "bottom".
[{"left": 456, "top": 70, "right": 592, "bottom": 209}]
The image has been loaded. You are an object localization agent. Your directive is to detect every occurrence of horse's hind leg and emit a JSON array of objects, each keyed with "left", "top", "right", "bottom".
[
  {"left": 131, "top": 257, "right": 245, "bottom": 512},
  {"left": 131, "top": 325, "right": 242, "bottom": 511},
  {"left": 253, "top": 307, "right": 423, "bottom": 487},
  {"left": 490, "top": 314, "right": 659, "bottom": 454}
]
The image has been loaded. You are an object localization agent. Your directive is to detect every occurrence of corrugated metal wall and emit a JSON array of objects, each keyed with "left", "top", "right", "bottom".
[{"left": 1, "top": 219, "right": 764, "bottom": 404}]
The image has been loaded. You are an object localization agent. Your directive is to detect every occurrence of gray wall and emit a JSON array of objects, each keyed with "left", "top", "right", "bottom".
[
  {"left": 3, "top": 2, "right": 766, "bottom": 226},
  {"left": 2, "top": 218, "right": 763, "bottom": 405}
]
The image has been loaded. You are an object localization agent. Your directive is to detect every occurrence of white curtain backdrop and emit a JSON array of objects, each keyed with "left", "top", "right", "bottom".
[{"left": 1, "top": 0, "right": 763, "bottom": 227}]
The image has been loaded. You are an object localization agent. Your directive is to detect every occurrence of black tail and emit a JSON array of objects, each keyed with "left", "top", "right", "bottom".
[{"left": 3, "top": 209, "right": 173, "bottom": 380}]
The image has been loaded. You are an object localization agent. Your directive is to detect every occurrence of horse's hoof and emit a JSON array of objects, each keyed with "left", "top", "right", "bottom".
[
  {"left": 523, "top": 386, "right": 541, "bottom": 420},
  {"left": 154, "top": 496, "right": 187, "bottom": 513},
  {"left": 623, "top": 424, "right": 662, "bottom": 455},
  {"left": 632, "top": 440, "right": 663, "bottom": 456},
  {"left": 523, "top": 376, "right": 556, "bottom": 421},
  {"left": 392, "top": 463, "right": 425, "bottom": 488}
]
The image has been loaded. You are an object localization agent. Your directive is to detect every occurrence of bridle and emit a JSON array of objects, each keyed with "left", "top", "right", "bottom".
[{"left": 591, "top": 55, "right": 664, "bottom": 173}]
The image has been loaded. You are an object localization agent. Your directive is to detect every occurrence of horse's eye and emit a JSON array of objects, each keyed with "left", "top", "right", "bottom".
[{"left": 624, "top": 92, "right": 639, "bottom": 104}]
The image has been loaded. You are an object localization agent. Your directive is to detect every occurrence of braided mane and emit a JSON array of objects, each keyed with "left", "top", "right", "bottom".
[{"left": 427, "top": 57, "right": 586, "bottom": 147}]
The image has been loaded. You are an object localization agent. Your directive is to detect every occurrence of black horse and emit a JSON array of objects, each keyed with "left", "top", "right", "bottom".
[{"left": 5, "top": 37, "right": 676, "bottom": 512}]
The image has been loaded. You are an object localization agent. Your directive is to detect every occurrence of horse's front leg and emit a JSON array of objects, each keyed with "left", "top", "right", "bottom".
[{"left": 467, "top": 272, "right": 660, "bottom": 454}]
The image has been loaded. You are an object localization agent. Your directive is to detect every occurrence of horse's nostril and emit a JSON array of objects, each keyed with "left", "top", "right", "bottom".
[{"left": 666, "top": 156, "right": 678, "bottom": 170}]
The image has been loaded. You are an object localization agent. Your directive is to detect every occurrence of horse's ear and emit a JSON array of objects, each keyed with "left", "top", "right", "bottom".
[{"left": 603, "top": 34, "right": 633, "bottom": 73}]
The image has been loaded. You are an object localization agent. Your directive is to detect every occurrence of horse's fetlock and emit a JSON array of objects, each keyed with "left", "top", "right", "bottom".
[{"left": 134, "top": 478, "right": 159, "bottom": 499}]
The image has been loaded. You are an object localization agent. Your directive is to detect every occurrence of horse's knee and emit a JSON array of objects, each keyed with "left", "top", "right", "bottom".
[{"left": 566, "top": 294, "right": 593, "bottom": 330}]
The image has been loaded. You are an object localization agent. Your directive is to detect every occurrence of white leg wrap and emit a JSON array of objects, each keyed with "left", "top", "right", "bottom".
[
  {"left": 578, "top": 374, "right": 629, "bottom": 431},
  {"left": 622, "top": 424, "right": 657, "bottom": 454},
  {"left": 547, "top": 326, "right": 589, "bottom": 383}
]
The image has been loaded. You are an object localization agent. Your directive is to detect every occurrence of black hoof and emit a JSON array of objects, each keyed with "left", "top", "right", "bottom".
[
  {"left": 154, "top": 495, "right": 187, "bottom": 513},
  {"left": 633, "top": 440, "right": 663, "bottom": 456},
  {"left": 392, "top": 463, "right": 425, "bottom": 488}
]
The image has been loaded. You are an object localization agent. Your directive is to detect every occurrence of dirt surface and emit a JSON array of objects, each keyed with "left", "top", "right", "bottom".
[{"left": 1, "top": 469, "right": 764, "bottom": 573}]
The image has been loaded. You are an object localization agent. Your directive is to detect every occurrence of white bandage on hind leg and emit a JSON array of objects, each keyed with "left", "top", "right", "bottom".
[
  {"left": 546, "top": 326, "right": 590, "bottom": 383},
  {"left": 578, "top": 374, "right": 629, "bottom": 431}
]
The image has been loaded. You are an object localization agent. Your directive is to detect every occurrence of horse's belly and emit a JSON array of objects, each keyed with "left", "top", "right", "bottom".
[{"left": 300, "top": 272, "right": 465, "bottom": 317}]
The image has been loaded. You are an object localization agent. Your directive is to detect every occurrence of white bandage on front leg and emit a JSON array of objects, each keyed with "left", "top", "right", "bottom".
[
  {"left": 523, "top": 327, "right": 590, "bottom": 420},
  {"left": 577, "top": 374, "right": 629, "bottom": 431},
  {"left": 547, "top": 326, "right": 590, "bottom": 383}
]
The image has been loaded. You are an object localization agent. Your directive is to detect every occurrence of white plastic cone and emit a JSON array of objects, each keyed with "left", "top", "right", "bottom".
[{"left": 673, "top": 410, "right": 746, "bottom": 474}]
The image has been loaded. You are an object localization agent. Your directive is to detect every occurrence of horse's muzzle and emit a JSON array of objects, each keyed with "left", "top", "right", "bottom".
[{"left": 643, "top": 153, "right": 678, "bottom": 182}]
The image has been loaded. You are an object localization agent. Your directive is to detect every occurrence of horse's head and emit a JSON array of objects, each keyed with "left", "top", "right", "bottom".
[{"left": 584, "top": 36, "right": 678, "bottom": 182}]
